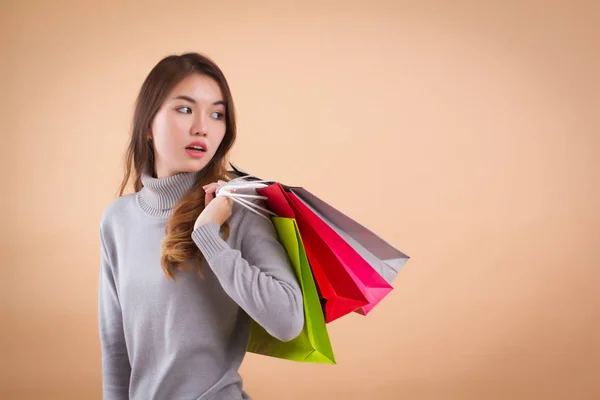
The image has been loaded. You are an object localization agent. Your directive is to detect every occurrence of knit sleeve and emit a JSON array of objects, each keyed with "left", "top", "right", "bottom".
[
  {"left": 98, "top": 225, "right": 131, "bottom": 399},
  {"left": 191, "top": 212, "right": 304, "bottom": 342}
]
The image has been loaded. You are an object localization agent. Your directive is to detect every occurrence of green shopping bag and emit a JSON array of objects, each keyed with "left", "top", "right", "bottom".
[{"left": 246, "top": 217, "right": 336, "bottom": 364}]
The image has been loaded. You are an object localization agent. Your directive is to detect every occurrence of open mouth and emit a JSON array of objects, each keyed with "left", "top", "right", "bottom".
[{"left": 186, "top": 145, "right": 206, "bottom": 152}]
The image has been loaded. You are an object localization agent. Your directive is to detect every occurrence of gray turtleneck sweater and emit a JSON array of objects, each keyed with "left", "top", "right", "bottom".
[{"left": 98, "top": 171, "right": 305, "bottom": 400}]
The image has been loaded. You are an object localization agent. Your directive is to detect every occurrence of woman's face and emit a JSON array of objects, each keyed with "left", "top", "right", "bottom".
[{"left": 149, "top": 73, "right": 227, "bottom": 178}]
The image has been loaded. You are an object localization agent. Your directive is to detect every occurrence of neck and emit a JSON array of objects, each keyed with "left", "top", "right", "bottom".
[{"left": 137, "top": 170, "right": 199, "bottom": 218}]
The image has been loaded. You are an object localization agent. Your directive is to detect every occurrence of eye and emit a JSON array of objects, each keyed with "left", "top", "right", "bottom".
[
  {"left": 211, "top": 111, "right": 224, "bottom": 120},
  {"left": 176, "top": 106, "right": 192, "bottom": 114}
]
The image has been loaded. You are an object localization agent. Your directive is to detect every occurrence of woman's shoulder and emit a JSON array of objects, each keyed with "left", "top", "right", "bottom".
[{"left": 99, "top": 192, "right": 138, "bottom": 231}]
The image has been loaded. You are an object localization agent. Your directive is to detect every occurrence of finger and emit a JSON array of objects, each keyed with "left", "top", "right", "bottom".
[
  {"left": 205, "top": 190, "right": 215, "bottom": 205},
  {"left": 204, "top": 184, "right": 218, "bottom": 194},
  {"left": 203, "top": 180, "right": 223, "bottom": 189},
  {"left": 210, "top": 181, "right": 228, "bottom": 196},
  {"left": 204, "top": 183, "right": 219, "bottom": 205},
  {"left": 217, "top": 180, "right": 228, "bottom": 190},
  {"left": 204, "top": 181, "right": 221, "bottom": 191}
]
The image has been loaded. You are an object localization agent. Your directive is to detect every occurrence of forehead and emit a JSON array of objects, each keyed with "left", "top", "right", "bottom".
[{"left": 169, "top": 73, "right": 223, "bottom": 102}]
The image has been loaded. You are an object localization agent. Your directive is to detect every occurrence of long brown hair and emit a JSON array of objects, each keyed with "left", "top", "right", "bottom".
[{"left": 118, "top": 52, "right": 236, "bottom": 279}]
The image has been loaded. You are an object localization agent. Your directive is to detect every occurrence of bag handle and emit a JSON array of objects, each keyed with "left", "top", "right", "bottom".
[{"left": 216, "top": 179, "right": 278, "bottom": 220}]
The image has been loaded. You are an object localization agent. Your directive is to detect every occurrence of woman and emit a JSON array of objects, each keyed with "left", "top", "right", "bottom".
[{"left": 98, "top": 52, "right": 304, "bottom": 400}]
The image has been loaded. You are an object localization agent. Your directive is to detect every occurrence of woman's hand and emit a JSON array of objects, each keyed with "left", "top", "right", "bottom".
[{"left": 194, "top": 180, "right": 233, "bottom": 230}]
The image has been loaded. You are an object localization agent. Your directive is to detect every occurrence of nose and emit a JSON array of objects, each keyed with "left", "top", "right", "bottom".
[{"left": 191, "top": 114, "right": 208, "bottom": 136}]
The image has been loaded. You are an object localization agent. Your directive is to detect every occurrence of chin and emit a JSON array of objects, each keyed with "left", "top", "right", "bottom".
[{"left": 182, "top": 159, "right": 212, "bottom": 173}]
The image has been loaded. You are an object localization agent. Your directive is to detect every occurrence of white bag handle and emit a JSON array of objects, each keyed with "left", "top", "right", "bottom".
[{"left": 215, "top": 179, "right": 278, "bottom": 220}]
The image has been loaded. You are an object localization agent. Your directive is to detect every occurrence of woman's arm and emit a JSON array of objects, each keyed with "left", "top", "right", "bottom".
[
  {"left": 192, "top": 211, "right": 304, "bottom": 342},
  {"left": 98, "top": 228, "right": 131, "bottom": 399}
]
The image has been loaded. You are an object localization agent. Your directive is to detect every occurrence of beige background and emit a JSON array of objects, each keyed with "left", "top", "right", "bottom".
[{"left": 2, "top": 0, "right": 599, "bottom": 399}]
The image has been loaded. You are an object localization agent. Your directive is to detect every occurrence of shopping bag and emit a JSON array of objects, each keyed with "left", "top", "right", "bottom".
[
  {"left": 246, "top": 216, "right": 336, "bottom": 364},
  {"left": 289, "top": 188, "right": 409, "bottom": 285},
  {"left": 223, "top": 165, "right": 407, "bottom": 317},
  {"left": 283, "top": 190, "right": 394, "bottom": 316},
  {"left": 256, "top": 183, "right": 370, "bottom": 323}
]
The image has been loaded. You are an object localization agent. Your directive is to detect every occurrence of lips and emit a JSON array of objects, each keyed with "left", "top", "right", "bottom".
[{"left": 185, "top": 141, "right": 207, "bottom": 152}]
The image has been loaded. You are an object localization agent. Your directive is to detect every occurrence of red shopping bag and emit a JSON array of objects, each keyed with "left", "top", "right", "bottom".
[
  {"left": 258, "top": 182, "right": 393, "bottom": 319},
  {"left": 257, "top": 183, "right": 369, "bottom": 323},
  {"left": 285, "top": 191, "right": 394, "bottom": 316}
]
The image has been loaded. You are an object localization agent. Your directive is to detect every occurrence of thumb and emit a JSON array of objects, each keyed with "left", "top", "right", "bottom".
[{"left": 205, "top": 189, "right": 215, "bottom": 206}]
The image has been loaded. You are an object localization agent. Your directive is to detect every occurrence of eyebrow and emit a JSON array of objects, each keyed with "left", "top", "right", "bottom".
[{"left": 172, "top": 95, "right": 225, "bottom": 106}]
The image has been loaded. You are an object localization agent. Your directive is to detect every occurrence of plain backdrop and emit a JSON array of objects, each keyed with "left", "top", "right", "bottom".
[{"left": 2, "top": 1, "right": 599, "bottom": 399}]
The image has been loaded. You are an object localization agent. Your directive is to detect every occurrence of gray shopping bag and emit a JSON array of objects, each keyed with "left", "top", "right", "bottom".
[{"left": 289, "top": 188, "right": 409, "bottom": 284}]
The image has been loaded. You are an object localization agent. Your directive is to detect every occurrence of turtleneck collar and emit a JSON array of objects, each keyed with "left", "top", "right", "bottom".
[{"left": 137, "top": 170, "right": 199, "bottom": 218}]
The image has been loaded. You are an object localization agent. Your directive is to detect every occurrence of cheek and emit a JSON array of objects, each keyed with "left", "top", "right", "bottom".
[
  {"left": 154, "top": 112, "right": 179, "bottom": 136},
  {"left": 152, "top": 112, "right": 186, "bottom": 151},
  {"left": 150, "top": 116, "right": 173, "bottom": 158},
  {"left": 211, "top": 122, "right": 227, "bottom": 148}
]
